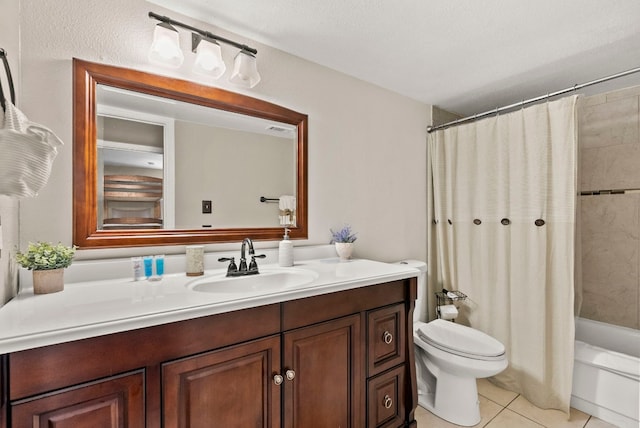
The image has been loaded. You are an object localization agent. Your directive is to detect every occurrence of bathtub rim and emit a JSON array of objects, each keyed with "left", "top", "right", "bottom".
[
  {"left": 574, "top": 317, "right": 640, "bottom": 358},
  {"left": 571, "top": 317, "right": 639, "bottom": 428}
]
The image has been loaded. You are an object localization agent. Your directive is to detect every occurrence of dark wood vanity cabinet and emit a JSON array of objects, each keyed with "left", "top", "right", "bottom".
[
  {"left": 1, "top": 278, "right": 417, "bottom": 428},
  {"left": 282, "top": 314, "right": 362, "bottom": 427},
  {"left": 163, "top": 335, "right": 282, "bottom": 427},
  {"left": 367, "top": 304, "right": 408, "bottom": 428},
  {"left": 11, "top": 371, "right": 145, "bottom": 427}
]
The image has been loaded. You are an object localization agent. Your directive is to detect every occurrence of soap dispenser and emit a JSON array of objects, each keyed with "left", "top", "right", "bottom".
[{"left": 279, "top": 228, "right": 294, "bottom": 267}]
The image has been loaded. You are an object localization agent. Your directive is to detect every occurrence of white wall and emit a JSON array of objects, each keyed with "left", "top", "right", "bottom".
[
  {"left": 0, "top": 0, "right": 21, "bottom": 305},
  {"left": 174, "top": 123, "right": 294, "bottom": 229},
  {"left": 16, "top": 0, "right": 430, "bottom": 264}
]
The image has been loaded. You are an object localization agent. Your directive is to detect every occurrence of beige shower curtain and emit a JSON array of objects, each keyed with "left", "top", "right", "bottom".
[{"left": 427, "top": 95, "right": 579, "bottom": 414}]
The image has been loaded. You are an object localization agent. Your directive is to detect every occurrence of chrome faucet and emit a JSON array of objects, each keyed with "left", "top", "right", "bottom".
[
  {"left": 218, "top": 237, "right": 266, "bottom": 277},
  {"left": 239, "top": 237, "right": 255, "bottom": 272}
]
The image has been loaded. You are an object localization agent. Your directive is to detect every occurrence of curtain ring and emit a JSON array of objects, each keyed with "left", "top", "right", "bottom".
[
  {"left": 473, "top": 219, "right": 481, "bottom": 225},
  {"left": 447, "top": 219, "right": 452, "bottom": 225},
  {"left": 501, "top": 218, "right": 510, "bottom": 226},
  {"left": 535, "top": 219, "right": 545, "bottom": 227}
]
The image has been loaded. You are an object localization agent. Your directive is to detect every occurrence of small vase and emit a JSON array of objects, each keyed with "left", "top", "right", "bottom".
[
  {"left": 334, "top": 242, "right": 354, "bottom": 261},
  {"left": 32, "top": 268, "right": 65, "bottom": 294}
]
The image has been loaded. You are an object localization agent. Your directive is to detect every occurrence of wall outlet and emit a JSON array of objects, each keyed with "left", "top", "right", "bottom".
[{"left": 202, "top": 200, "right": 212, "bottom": 214}]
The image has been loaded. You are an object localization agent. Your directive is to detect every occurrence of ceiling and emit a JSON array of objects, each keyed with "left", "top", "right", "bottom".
[{"left": 147, "top": 0, "right": 640, "bottom": 117}]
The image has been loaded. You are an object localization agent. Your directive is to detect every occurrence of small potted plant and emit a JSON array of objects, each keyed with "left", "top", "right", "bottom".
[
  {"left": 15, "top": 242, "right": 77, "bottom": 294},
  {"left": 330, "top": 225, "right": 357, "bottom": 261}
]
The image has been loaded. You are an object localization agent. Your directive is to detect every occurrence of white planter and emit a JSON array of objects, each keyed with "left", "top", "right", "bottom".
[{"left": 334, "top": 243, "right": 354, "bottom": 261}]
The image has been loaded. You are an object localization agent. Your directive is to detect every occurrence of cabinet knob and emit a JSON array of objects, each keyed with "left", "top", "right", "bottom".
[
  {"left": 273, "top": 374, "right": 284, "bottom": 385},
  {"left": 383, "top": 394, "right": 393, "bottom": 409},
  {"left": 382, "top": 331, "right": 393, "bottom": 344},
  {"left": 285, "top": 369, "right": 296, "bottom": 381}
]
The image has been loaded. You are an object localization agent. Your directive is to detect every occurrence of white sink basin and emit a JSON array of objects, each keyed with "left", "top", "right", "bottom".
[{"left": 187, "top": 267, "right": 319, "bottom": 294}]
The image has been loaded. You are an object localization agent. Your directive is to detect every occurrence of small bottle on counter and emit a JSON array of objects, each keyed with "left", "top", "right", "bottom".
[
  {"left": 131, "top": 257, "right": 144, "bottom": 281},
  {"left": 279, "top": 228, "right": 294, "bottom": 267},
  {"left": 143, "top": 256, "right": 153, "bottom": 279},
  {"left": 154, "top": 255, "right": 165, "bottom": 279}
]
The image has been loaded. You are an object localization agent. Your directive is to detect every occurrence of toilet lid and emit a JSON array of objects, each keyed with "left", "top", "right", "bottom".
[{"left": 417, "top": 319, "right": 505, "bottom": 359}]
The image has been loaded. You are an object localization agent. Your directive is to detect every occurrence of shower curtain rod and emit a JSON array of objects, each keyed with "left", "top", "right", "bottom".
[{"left": 427, "top": 66, "right": 640, "bottom": 133}]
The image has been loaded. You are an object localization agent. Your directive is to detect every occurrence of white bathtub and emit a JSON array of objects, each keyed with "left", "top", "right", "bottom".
[{"left": 571, "top": 317, "right": 640, "bottom": 428}]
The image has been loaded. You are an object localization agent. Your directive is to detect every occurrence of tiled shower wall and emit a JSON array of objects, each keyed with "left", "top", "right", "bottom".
[{"left": 579, "top": 84, "right": 640, "bottom": 330}]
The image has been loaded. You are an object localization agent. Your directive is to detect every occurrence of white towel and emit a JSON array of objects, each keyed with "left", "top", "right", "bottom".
[{"left": 279, "top": 195, "right": 296, "bottom": 226}]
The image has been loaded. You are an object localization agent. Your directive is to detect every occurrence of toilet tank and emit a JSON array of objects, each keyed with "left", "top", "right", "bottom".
[{"left": 395, "top": 260, "right": 428, "bottom": 323}]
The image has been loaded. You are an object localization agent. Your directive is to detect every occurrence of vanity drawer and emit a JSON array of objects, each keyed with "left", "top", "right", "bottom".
[
  {"left": 367, "top": 304, "right": 406, "bottom": 376},
  {"left": 367, "top": 366, "right": 405, "bottom": 428}
]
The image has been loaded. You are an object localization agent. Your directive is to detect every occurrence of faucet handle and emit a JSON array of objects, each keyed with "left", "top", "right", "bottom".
[
  {"left": 218, "top": 257, "right": 238, "bottom": 275},
  {"left": 248, "top": 254, "right": 266, "bottom": 271}
]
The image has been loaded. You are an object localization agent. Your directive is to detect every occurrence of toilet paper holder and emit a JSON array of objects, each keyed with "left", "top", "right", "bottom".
[{"left": 435, "top": 289, "right": 467, "bottom": 320}]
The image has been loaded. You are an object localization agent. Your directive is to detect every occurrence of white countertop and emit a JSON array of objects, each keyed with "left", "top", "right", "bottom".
[{"left": 0, "top": 257, "right": 418, "bottom": 354}]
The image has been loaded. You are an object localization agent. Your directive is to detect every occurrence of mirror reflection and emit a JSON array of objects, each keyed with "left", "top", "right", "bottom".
[
  {"left": 96, "top": 84, "right": 297, "bottom": 231},
  {"left": 72, "top": 59, "right": 308, "bottom": 248}
]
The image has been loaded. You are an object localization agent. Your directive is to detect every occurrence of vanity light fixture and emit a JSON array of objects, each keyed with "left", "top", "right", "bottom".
[
  {"left": 148, "top": 12, "right": 260, "bottom": 88},
  {"left": 192, "top": 34, "right": 226, "bottom": 78},
  {"left": 230, "top": 50, "right": 261, "bottom": 88},
  {"left": 148, "top": 22, "right": 184, "bottom": 68}
]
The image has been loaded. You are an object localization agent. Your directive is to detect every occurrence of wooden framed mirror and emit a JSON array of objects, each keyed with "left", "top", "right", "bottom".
[{"left": 73, "top": 59, "right": 307, "bottom": 248}]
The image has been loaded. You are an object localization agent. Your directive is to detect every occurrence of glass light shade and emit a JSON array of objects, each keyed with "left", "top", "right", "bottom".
[
  {"left": 193, "top": 38, "right": 226, "bottom": 78},
  {"left": 148, "top": 23, "right": 184, "bottom": 68},
  {"left": 229, "top": 51, "right": 261, "bottom": 88}
]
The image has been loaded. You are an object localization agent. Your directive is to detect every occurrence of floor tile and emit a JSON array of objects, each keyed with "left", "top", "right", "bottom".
[
  {"left": 415, "top": 380, "right": 605, "bottom": 428},
  {"left": 485, "top": 408, "right": 544, "bottom": 428},
  {"left": 415, "top": 396, "right": 503, "bottom": 428},
  {"left": 584, "top": 416, "right": 620, "bottom": 428},
  {"left": 477, "top": 378, "right": 519, "bottom": 407},
  {"left": 476, "top": 395, "right": 505, "bottom": 426},
  {"left": 415, "top": 404, "right": 459, "bottom": 428},
  {"left": 507, "top": 395, "right": 590, "bottom": 428}
]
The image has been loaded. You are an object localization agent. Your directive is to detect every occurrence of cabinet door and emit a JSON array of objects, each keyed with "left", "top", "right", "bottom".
[
  {"left": 283, "top": 314, "right": 362, "bottom": 428},
  {"left": 162, "top": 335, "right": 281, "bottom": 428},
  {"left": 11, "top": 371, "right": 144, "bottom": 428}
]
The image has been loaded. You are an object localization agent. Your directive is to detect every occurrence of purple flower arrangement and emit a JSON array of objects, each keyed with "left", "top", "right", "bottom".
[{"left": 330, "top": 225, "right": 358, "bottom": 243}]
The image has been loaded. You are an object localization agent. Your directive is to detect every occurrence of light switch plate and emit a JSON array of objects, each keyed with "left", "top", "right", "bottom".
[{"left": 202, "top": 200, "right": 212, "bottom": 214}]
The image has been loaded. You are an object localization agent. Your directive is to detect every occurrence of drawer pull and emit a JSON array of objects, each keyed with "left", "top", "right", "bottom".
[
  {"left": 285, "top": 369, "right": 296, "bottom": 381},
  {"left": 382, "top": 331, "right": 393, "bottom": 344},
  {"left": 383, "top": 394, "right": 393, "bottom": 409},
  {"left": 273, "top": 374, "right": 284, "bottom": 385}
]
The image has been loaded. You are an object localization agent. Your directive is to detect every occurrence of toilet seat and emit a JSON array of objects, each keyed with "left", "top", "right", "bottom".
[{"left": 416, "top": 319, "right": 505, "bottom": 361}]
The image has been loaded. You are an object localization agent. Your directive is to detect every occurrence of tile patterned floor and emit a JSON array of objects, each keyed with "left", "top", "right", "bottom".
[{"left": 414, "top": 379, "right": 618, "bottom": 428}]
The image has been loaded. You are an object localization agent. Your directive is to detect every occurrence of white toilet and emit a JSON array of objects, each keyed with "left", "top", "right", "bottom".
[{"left": 398, "top": 261, "right": 508, "bottom": 427}]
